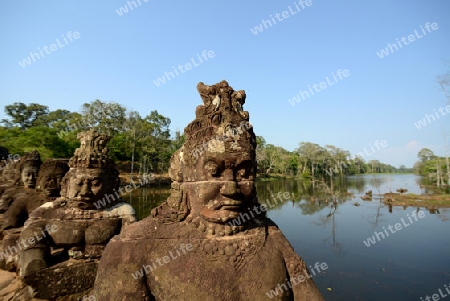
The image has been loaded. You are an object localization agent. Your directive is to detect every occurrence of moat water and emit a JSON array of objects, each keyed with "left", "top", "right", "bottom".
[{"left": 126, "top": 174, "right": 450, "bottom": 301}]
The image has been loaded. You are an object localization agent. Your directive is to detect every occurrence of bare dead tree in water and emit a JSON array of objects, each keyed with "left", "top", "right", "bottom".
[
  {"left": 311, "top": 180, "right": 344, "bottom": 255},
  {"left": 320, "top": 202, "right": 344, "bottom": 255},
  {"left": 366, "top": 175, "right": 388, "bottom": 228}
]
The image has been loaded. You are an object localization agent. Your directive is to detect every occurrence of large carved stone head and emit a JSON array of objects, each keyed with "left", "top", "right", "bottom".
[
  {"left": 60, "top": 130, "right": 120, "bottom": 209},
  {"left": 37, "top": 159, "right": 70, "bottom": 198},
  {"left": 154, "top": 80, "right": 264, "bottom": 230},
  {"left": 20, "top": 151, "right": 42, "bottom": 189}
]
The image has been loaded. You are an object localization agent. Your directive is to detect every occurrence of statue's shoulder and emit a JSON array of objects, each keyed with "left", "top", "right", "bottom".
[
  {"left": 116, "top": 214, "right": 159, "bottom": 239},
  {"left": 27, "top": 199, "right": 57, "bottom": 219},
  {"left": 103, "top": 202, "right": 135, "bottom": 217},
  {"left": 263, "top": 218, "right": 294, "bottom": 242}
]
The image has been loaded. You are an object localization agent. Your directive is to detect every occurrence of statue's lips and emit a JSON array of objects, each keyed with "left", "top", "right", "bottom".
[
  {"left": 209, "top": 199, "right": 244, "bottom": 211},
  {"left": 220, "top": 204, "right": 241, "bottom": 210},
  {"left": 73, "top": 196, "right": 98, "bottom": 203}
]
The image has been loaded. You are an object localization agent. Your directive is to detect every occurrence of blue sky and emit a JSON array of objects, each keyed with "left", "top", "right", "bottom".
[{"left": 1, "top": 0, "right": 449, "bottom": 168}]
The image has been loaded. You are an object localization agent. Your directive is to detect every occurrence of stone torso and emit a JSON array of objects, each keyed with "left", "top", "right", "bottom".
[
  {"left": 26, "top": 200, "right": 135, "bottom": 242},
  {"left": 94, "top": 217, "right": 308, "bottom": 301}
]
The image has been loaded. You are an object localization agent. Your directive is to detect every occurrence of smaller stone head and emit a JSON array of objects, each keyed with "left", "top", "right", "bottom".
[
  {"left": 37, "top": 159, "right": 70, "bottom": 198},
  {"left": 60, "top": 130, "right": 120, "bottom": 209},
  {"left": 20, "top": 151, "right": 42, "bottom": 189}
]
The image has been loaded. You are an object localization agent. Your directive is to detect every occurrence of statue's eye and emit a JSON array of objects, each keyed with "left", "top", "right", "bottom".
[
  {"left": 236, "top": 168, "right": 246, "bottom": 181},
  {"left": 204, "top": 161, "right": 219, "bottom": 176},
  {"left": 236, "top": 161, "right": 252, "bottom": 180}
]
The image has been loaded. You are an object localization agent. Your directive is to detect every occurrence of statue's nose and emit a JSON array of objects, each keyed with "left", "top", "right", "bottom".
[
  {"left": 220, "top": 181, "right": 240, "bottom": 197},
  {"left": 80, "top": 182, "right": 92, "bottom": 196},
  {"left": 48, "top": 178, "right": 57, "bottom": 188}
]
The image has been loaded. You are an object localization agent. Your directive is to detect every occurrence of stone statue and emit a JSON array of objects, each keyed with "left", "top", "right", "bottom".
[
  {"left": 17, "top": 130, "right": 136, "bottom": 300},
  {"left": 0, "top": 159, "right": 69, "bottom": 271},
  {"left": 0, "top": 151, "right": 41, "bottom": 216},
  {"left": 2, "top": 159, "right": 69, "bottom": 230},
  {"left": 92, "top": 80, "right": 324, "bottom": 300},
  {"left": 19, "top": 151, "right": 41, "bottom": 190},
  {"left": 0, "top": 161, "right": 22, "bottom": 213}
]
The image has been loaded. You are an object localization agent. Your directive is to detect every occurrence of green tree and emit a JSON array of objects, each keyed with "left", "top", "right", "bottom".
[
  {"left": 324, "top": 145, "right": 350, "bottom": 176},
  {"left": 296, "top": 142, "right": 324, "bottom": 178},
  {"left": 255, "top": 136, "right": 267, "bottom": 173},
  {"left": 170, "top": 130, "right": 185, "bottom": 154},
  {"left": 2, "top": 102, "right": 49, "bottom": 130},
  {"left": 418, "top": 148, "right": 435, "bottom": 162},
  {"left": 80, "top": 100, "right": 126, "bottom": 135},
  {"left": 0, "top": 126, "right": 73, "bottom": 160},
  {"left": 34, "top": 109, "right": 71, "bottom": 130}
]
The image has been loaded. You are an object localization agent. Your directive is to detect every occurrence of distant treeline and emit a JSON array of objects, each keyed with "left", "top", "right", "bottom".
[
  {"left": 1, "top": 101, "right": 412, "bottom": 179},
  {"left": 255, "top": 138, "right": 412, "bottom": 179},
  {"left": 0, "top": 100, "right": 181, "bottom": 174}
]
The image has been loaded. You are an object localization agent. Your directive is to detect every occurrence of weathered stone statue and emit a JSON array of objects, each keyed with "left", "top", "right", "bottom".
[
  {"left": 1, "top": 159, "right": 69, "bottom": 231},
  {"left": 0, "top": 159, "right": 70, "bottom": 273},
  {"left": 19, "top": 151, "right": 41, "bottom": 190},
  {"left": 93, "top": 80, "right": 325, "bottom": 300},
  {"left": 0, "top": 151, "right": 41, "bottom": 216},
  {"left": 18, "top": 130, "right": 136, "bottom": 299},
  {"left": 0, "top": 161, "right": 22, "bottom": 213}
]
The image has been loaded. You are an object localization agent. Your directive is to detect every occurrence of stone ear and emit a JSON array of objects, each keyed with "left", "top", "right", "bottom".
[
  {"left": 59, "top": 171, "right": 71, "bottom": 197},
  {"left": 181, "top": 187, "right": 190, "bottom": 213},
  {"left": 169, "top": 147, "right": 184, "bottom": 182}
]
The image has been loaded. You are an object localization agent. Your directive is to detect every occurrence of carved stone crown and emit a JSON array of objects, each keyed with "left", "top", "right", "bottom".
[
  {"left": 184, "top": 80, "right": 251, "bottom": 145},
  {"left": 68, "top": 130, "right": 115, "bottom": 170},
  {"left": 21, "top": 150, "right": 42, "bottom": 171},
  {"left": 182, "top": 80, "right": 256, "bottom": 167}
]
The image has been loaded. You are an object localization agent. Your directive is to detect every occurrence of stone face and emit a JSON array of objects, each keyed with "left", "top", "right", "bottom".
[
  {"left": 60, "top": 168, "right": 119, "bottom": 210},
  {"left": 0, "top": 151, "right": 42, "bottom": 214},
  {"left": 37, "top": 159, "right": 70, "bottom": 199},
  {"left": 19, "top": 151, "right": 41, "bottom": 189},
  {"left": 18, "top": 130, "right": 136, "bottom": 299},
  {"left": 93, "top": 80, "right": 324, "bottom": 300}
]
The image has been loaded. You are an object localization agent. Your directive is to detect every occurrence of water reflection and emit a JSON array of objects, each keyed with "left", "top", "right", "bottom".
[{"left": 126, "top": 185, "right": 170, "bottom": 220}]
